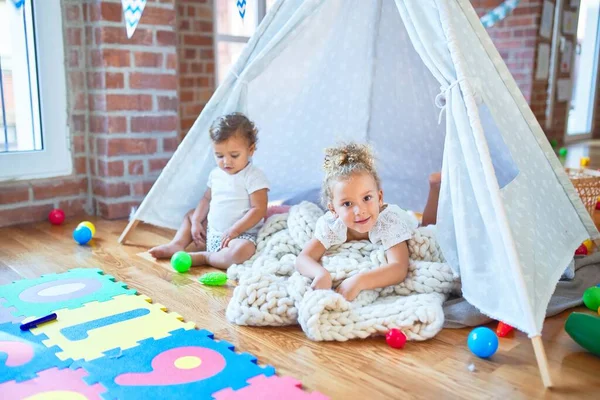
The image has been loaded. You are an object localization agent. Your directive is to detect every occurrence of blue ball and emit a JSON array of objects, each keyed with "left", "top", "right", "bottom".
[
  {"left": 467, "top": 327, "right": 498, "bottom": 358},
  {"left": 73, "top": 225, "right": 93, "bottom": 245}
]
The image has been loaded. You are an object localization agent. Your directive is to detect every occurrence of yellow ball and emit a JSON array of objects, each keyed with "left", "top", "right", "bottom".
[
  {"left": 77, "top": 221, "right": 96, "bottom": 237},
  {"left": 580, "top": 157, "right": 590, "bottom": 167},
  {"left": 583, "top": 239, "right": 594, "bottom": 253}
]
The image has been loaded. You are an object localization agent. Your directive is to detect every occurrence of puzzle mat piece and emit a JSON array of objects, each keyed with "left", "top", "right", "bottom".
[
  {"left": 30, "top": 294, "right": 195, "bottom": 361},
  {"left": 0, "top": 268, "right": 136, "bottom": 318},
  {"left": 79, "top": 328, "right": 275, "bottom": 400},
  {"left": 0, "top": 299, "right": 24, "bottom": 324},
  {"left": 0, "top": 322, "right": 71, "bottom": 384},
  {"left": 0, "top": 367, "right": 106, "bottom": 399},
  {"left": 214, "top": 375, "right": 329, "bottom": 400}
]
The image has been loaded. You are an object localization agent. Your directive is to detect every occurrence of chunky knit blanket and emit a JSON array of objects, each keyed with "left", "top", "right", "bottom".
[{"left": 226, "top": 202, "right": 460, "bottom": 342}]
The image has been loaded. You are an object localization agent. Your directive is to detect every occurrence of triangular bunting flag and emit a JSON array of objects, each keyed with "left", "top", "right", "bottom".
[
  {"left": 121, "top": 0, "right": 147, "bottom": 39},
  {"left": 11, "top": 0, "right": 25, "bottom": 9},
  {"left": 236, "top": 0, "right": 247, "bottom": 20}
]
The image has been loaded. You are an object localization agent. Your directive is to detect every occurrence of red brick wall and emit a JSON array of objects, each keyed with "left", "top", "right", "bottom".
[
  {"left": 177, "top": 0, "right": 216, "bottom": 136},
  {"left": 86, "top": 0, "right": 180, "bottom": 219}
]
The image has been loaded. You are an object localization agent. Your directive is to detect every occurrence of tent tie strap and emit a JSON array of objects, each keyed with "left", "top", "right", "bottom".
[
  {"left": 231, "top": 69, "right": 249, "bottom": 85},
  {"left": 435, "top": 77, "right": 483, "bottom": 124},
  {"left": 435, "top": 78, "right": 464, "bottom": 124}
]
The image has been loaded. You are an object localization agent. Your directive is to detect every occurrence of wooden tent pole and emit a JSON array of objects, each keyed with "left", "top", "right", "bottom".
[
  {"left": 531, "top": 336, "right": 553, "bottom": 388},
  {"left": 118, "top": 219, "right": 140, "bottom": 244}
]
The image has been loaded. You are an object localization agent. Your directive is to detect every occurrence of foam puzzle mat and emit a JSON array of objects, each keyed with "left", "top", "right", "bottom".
[{"left": 0, "top": 268, "right": 328, "bottom": 399}]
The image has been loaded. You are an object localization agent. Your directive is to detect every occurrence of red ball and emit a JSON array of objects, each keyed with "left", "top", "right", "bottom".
[
  {"left": 48, "top": 209, "right": 65, "bottom": 225},
  {"left": 386, "top": 328, "right": 407, "bottom": 349},
  {"left": 575, "top": 244, "right": 588, "bottom": 256}
]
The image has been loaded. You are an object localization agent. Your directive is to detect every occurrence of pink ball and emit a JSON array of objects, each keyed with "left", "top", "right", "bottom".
[
  {"left": 265, "top": 205, "right": 292, "bottom": 220},
  {"left": 386, "top": 328, "right": 407, "bottom": 349},
  {"left": 48, "top": 209, "right": 65, "bottom": 225}
]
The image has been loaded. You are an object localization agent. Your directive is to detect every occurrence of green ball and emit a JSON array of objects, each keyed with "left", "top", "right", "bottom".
[
  {"left": 171, "top": 251, "right": 192, "bottom": 273},
  {"left": 198, "top": 272, "right": 228, "bottom": 286},
  {"left": 583, "top": 286, "right": 600, "bottom": 311},
  {"left": 559, "top": 147, "right": 568, "bottom": 157},
  {"left": 550, "top": 139, "right": 558, "bottom": 148}
]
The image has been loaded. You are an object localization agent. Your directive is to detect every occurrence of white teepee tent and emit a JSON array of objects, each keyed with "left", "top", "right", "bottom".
[{"left": 121, "top": 0, "right": 599, "bottom": 385}]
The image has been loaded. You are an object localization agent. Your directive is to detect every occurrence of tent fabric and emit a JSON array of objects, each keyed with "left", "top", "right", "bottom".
[{"left": 131, "top": 0, "right": 599, "bottom": 337}]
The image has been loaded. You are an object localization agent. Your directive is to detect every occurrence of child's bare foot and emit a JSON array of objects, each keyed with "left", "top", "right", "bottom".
[
  {"left": 149, "top": 242, "right": 185, "bottom": 259},
  {"left": 190, "top": 251, "right": 210, "bottom": 266},
  {"left": 429, "top": 172, "right": 441, "bottom": 188}
]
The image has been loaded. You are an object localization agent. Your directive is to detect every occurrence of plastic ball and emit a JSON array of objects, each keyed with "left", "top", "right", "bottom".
[
  {"left": 583, "top": 286, "right": 600, "bottom": 311},
  {"left": 580, "top": 157, "right": 591, "bottom": 167},
  {"left": 171, "top": 251, "right": 192, "bottom": 273},
  {"left": 583, "top": 239, "right": 594, "bottom": 253},
  {"left": 73, "top": 225, "right": 93, "bottom": 245},
  {"left": 48, "top": 209, "right": 65, "bottom": 225},
  {"left": 385, "top": 328, "right": 407, "bottom": 349},
  {"left": 550, "top": 139, "right": 558, "bottom": 149},
  {"left": 575, "top": 244, "right": 588, "bottom": 256},
  {"left": 467, "top": 327, "right": 498, "bottom": 358},
  {"left": 496, "top": 321, "right": 514, "bottom": 337},
  {"left": 559, "top": 147, "right": 568, "bottom": 157},
  {"left": 77, "top": 221, "right": 96, "bottom": 237},
  {"left": 198, "top": 272, "right": 228, "bottom": 286}
]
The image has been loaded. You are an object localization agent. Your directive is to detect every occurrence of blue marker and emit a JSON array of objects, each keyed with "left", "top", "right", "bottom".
[{"left": 20, "top": 313, "right": 58, "bottom": 331}]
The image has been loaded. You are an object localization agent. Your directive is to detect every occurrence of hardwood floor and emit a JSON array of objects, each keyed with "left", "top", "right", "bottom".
[
  {"left": 3, "top": 140, "right": 600, "bottom": 398},
  {"left": 1, "top": 216, "right": 599, "bottom": 399}
]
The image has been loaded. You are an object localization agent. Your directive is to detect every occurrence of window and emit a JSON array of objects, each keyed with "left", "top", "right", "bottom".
[
  {"left": 567, "top": 0, "right": 600, "bottom": 137},
  {"left": 214, "top": 0, "right": 277, "bottom": 84},
  {"left": 0, "top": 0, "right": 70, "bottom": 181}
]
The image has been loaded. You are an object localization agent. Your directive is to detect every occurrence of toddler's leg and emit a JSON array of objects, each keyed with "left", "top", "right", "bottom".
[
  {"left": 149, "top": 209, "right": 196, "bottom": 259},
  {"left": 421, "top": 172, "right": 441, "bottom": 226},
  {"left": 189, "top": 239, "right": 256, "bottom": 269}
]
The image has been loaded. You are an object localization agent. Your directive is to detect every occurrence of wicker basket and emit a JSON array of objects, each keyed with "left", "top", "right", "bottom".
[{"left": 565, "top": 168, "right": 600, "bottom": 217}]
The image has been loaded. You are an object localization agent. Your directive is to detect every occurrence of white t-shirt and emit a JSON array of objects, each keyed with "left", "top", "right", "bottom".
[
  {"left": 206, "top": 163, "right": 270, "bottom": 234},
  {"left": 313, "top": 204, "right": 418, "bottom": 250}
]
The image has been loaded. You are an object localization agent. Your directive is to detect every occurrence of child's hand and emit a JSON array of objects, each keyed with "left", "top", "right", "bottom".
[
  {"left": 221, "top": 228, "right": 240, "bottom": 250},
  {"left": 336, "top": 274, "right": 364, "bottom": 301},
  {"left": 191, "top": 221, "right": 206, "bottom": 247},
  {"left": 311, "top": 270, "right": 332, "bottom": 290}
]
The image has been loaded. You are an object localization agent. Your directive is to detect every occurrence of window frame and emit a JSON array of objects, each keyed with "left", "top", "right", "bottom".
[
  {"left": 0, "top": 0, "right": 71, "bottom": 182},
  {"left": 214, "top": 0, "right": 269, "bottom": 84}
]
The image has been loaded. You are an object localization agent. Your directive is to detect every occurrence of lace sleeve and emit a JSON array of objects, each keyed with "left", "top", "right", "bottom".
[
  {"left": 370, "top": 205, "right": 417, "bottom": 250},
  {"left": 314, "top": 212, "right": 347, "bottom": 249}
]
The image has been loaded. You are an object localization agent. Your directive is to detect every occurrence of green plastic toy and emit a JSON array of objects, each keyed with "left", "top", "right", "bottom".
[
  {"left": 583, "top": 286, "right": 600, "bottom": 311},
  {"left": 171, "top": 251, "right": 192, "bottom": 273},
  {"left": 565, "top": 312, "right": 600, "bottom": 356},
  {"left": 198, "top": 272, "right": 228, "bottom": 286},
  {"left": 559, "top": 147, "right": 568, "bottom": 157},
  {"left": 550, "top": 139, "right": 558, "bottom": 148}
]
